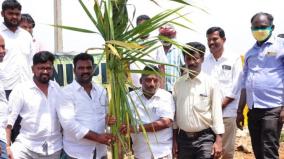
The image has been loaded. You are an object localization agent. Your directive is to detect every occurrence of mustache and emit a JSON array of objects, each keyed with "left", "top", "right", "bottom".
[
  {"left": 40, "top": 73, "right": 50, "bottom": 76},
  {"left": 187, "top": 65, "right": 195, "bottom": 68},
  {"left": 81, "top": 73, "right": 91, "bottom": 76}
]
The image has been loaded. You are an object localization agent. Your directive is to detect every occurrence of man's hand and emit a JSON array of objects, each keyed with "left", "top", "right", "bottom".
[
  {"left": 106, "top": 114, "right": 116, "bottom": 126},
  {"left": 280, "top": 109, "right": 284, "bottom": 123},
  {"left": 236, "top": 112, "right": 244, "bottom": 130},
  {"left": 6, "top": 146, "right": 14, "bottom": 159},
  {"left": 172, "top": 135, "right": 178, "bottom": 158},
  {"left": 211, "top": 135, "right": 222, "bottom": 159},
  {"left": 119, "top": 124, "right": 134, "bottom": 135},
  {"left": 96, "top": 133, "right": 116, "bottom": 146},
  {"left": 222, "top": 97, "right": 234, "bottom": 109}
]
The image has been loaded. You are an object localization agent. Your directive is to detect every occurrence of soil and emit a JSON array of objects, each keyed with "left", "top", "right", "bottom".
[
  {"left": 235, "top": 136, "right": 284, "bottom": 159},
  {"left": 235, "top": 142, "right": 284, "bottom": 159}
]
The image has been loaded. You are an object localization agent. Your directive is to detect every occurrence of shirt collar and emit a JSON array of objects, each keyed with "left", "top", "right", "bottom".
[
  {"left": 27, "top": 80, "right": 56, "bottom": 89},
  {"left": 185, "top": 71, "right": 204, "bottom": 82},
  {"left": 0, "top": 23, "right": 8, "bottom": 32},
  {"left": 136, "top": 88, "right": 163, "bottom": 99},
  {"left": 208, "top": 50, "right": 228, "bottom": 62},
  {"left": 253, "top": 35, "right": 276, "bottom": 48},
  {"left": 72, "top": 80, "right": 96, "bottom": 91},
  {"left": 0, "top": 22, "right": 19, "bottom": 32}
]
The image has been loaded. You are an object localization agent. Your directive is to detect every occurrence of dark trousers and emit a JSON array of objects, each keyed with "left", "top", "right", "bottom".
[
  {"left": 5, "top": 90, "right": 21, "bottom": 142},
  {"left": 177, "top": 128, "right": 215, "bottom": 159},
  {"left": 248, "top": 107, "right": 283, "bottom": 159}
]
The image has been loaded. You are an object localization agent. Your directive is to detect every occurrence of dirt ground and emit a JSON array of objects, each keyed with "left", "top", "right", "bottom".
[
  {"left": 235, "top": 142, "right": 284, "bottom": 159},
  {"left": 234, "top": 128, "right": 284, "bottom": 159}
]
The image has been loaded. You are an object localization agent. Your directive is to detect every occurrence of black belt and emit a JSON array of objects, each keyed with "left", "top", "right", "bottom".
[{"left": 179, "top": 128, "right": 213, "bottom": 138}]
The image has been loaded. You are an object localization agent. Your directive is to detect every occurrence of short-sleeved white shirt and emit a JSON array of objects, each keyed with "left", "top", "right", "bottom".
[{"left": 128, "top": 88, "right": 175, "bottom": 159}]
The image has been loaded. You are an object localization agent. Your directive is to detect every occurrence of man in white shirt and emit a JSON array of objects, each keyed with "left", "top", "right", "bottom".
[
  {"left": 19, "top": 13, "right": 45, "bottom": 53},
  {"left": 61, "top": 53, "right": 115, "bottom": 159},
  {"left": 0, "top": 0, "right": 34, "bottom": 144},
  {"left": 6, "top": 51, "right": 115, "bottom": 159},
  {"left": 173, "top": 42, "right": 224, "bottom": 159},
  {"left": 120, "top": 65, "right": 175, "bottom": 159},
  {"left": 203, "top": 27, "right": 242, "bottom": 159},
  {"left": 0, "top": 0, "right": 33, "bottom": 96},
  {"left": 0, "top": 34, "right": 8, "bottom": 159},
  {"left": 6, "top": 51, "right": 62, "bottom": 158}
]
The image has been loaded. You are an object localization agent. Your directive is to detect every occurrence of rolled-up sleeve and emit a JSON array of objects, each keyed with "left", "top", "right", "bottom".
[
  {"left": 0, "top": 101, "right": 8, "bottom": 128},
  {"left": 155, "top": 93, "right": 175, "bottom": 120},
  {"left": 57, "top": 91, "right": 89, "bottom": 140},
  {"left": 211, "top": 85, "right": 225, "bottom": 134},
  {"left": 172, "top": 85, "right": 178, "bottom": 129},
  {"left": 7, "top": 86, "right": 23, "bottom": 127},
  {"left": 226, "top": 56, "right": 243, "bottom": 98},
  {"left": 241, "top": 55, "right": 248, "bottom": 89}
]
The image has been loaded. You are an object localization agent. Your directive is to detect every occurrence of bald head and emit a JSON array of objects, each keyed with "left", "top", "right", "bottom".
[{"left": 0, "top": 34, "right": 6, "bottom": 62}]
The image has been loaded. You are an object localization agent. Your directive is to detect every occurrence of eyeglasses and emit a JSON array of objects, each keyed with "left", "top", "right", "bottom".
[{"left": 36, "top": 66, "right": 53, "bottom": 72}]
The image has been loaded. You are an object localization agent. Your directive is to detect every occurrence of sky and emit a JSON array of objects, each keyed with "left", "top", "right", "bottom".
[{"left": 0, "top": 0, "right": 283, "bottom": 56}]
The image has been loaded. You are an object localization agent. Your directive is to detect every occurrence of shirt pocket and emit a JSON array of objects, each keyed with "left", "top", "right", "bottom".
[
  {"left": 194, "top": 94, "right": 210, "bottom": 112},
  {"left": 219, "top": 65, "right": 232, "bottom": 83}
]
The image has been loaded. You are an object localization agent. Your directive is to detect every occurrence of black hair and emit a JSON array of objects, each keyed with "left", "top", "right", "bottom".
[
  {"left": 251, "top": 12, "right": 274, "bottom": 25},
  {"left": 73, "top": 53, "right": 94, "bottom": 68},
  {"left": 182, "top": 42, "right": 206, "bottom": 58},
  {"left": 136, "top": 14, "right": 150, "bottom": 25},
  {"left": 33, "top": 51, "right": 55, "bottom": 65},
  {"left": 206, "top": 26, "right": 225, "bottom": 38},
  {"left": 2, "top": 0, "right": 21, "bottom": 11},
  {"left": 20, "top": 13, "right": 35, "bottom": 28},
  {"left": 141, "top": 65, "right": 160, "bottom": 78}
]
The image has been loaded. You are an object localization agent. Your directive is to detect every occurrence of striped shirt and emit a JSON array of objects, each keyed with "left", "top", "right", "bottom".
[{"left": 158, "top": 45, "right": 184, "bottom": 91}]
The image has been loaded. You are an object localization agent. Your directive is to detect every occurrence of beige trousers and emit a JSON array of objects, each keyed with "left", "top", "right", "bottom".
[{"left": 221, "top": 117, "right": 237, "bottom": 159}]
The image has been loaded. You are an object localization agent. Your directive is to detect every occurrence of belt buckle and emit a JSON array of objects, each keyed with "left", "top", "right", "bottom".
[{"left": 186, "top": 132, "right": 197, "bottom": 138}]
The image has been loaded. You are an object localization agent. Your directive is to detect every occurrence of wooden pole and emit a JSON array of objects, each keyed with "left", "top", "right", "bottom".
[{"left": 54, "top": 0, "right": 63, "bottom": 52}]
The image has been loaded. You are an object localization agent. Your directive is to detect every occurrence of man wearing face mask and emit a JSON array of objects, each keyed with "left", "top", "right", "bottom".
[
  {"left": 157, "top": 24, "right": 184, "bottom": 93},
  {"left": 236, "top": 12, "right": 284, "bottom": 159}
]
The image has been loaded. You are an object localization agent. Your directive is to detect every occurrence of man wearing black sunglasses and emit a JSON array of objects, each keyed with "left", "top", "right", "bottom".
[{"left": 237, "top": 12, "right": 284, "bottom": 159}]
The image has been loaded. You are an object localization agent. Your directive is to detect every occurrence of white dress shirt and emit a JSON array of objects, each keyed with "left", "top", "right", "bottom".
[
  {"left": 0, "top": 23, "right": 34, "bottom": 90},
  {"left": 128, "top": 88, "right": 175, "bottom": 159},
  {"left": 7, "top": 80, "right": 62, "bottom": 155},
  {"left": 0, "top": 81, "right": 8, "bottom": 143},
  {"left": 202, "top": 51, "right": 243, "bottom": 117},
  {"left": 173, "top": 72, "right": 224, "bottom": 134},
  {"left": 61, "top": 81, "right": 108, "bottom": 159}
]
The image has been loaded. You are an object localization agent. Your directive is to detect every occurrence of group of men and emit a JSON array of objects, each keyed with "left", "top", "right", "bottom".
[
  {"left": 0, "top": 0, "right": 284, "bottom": 159},
  {"left": 0, "top": 0, "right": 115, "bottom": 159},
  {"left": 124, "top": 12, "right": 284, "bottom": 159}
]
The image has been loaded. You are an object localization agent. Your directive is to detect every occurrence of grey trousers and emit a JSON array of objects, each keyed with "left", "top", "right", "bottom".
[{"left": 11, "top": 141, "right": 61, "bottom": 159}]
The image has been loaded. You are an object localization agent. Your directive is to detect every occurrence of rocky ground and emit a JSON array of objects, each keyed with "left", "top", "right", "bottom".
[{"left": 235, "top": 128, "right": 284, "bottom": 159}]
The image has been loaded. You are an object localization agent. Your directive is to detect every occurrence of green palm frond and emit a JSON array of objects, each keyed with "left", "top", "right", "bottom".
[{"left": 56, "top": 0, "right": 200, "bottom": 158}]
